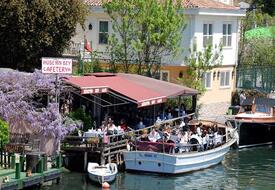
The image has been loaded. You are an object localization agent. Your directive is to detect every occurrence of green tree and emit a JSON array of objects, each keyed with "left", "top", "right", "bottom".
[
  {"left": 241, "top": 38, "right": 275, "bottom": 66},
  {"left": 251, "top": 0, "right": 275, "bottom": 16},
  {"left": 103, "top": 0, "right": 186, "bottom": 77},
  {"left": 104, "top": 0, "right": 137, "bottom": 73},
  {"left": 237, "top": 0, "right": 275, "bottom": 66},
  {"left": 0, "top": 119, "right": 9, "bottom": 146},
  {"left": 179, "top": 44, "right": 223, "bottom": 95},
  {"left": 0, "top": 0, "right": 87, "bottom": 71}
]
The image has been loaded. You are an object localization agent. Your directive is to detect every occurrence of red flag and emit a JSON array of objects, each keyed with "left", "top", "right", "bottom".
[{"left": 84, "top": 37, "right": 93, "bottom": 52}]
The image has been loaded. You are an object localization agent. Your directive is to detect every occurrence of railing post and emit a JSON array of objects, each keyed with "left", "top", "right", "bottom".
[
  {"left": 20, "top": 155, "right": 25, "bottom": 172},
  {"left": 15, "top": 163, "right": 21, "bottom": 179},
  {"left": 8, "top": 152, "right": 11, "bottom": 168},
  {"left": 11, "top": 153, "right": 15, "bottom": 169},
  {"left": 43, "top": 155, "right": 48, "bottom": 171},
  {"left": 4, "top": 151, "right": 7, "bottom": 168},
  {"left": 55, "top": 154, "right": 62, "bottom": 168},
  {"left": 37, "top": 157, "right": 44, "bottom": 173}
]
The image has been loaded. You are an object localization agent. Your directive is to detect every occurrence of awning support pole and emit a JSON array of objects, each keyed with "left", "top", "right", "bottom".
[
  {"left": 178, "top": 96, "right": 182, "bottom": 117},
  {"left": 192, "top": 95, "right": 197, "bottom": 118}
]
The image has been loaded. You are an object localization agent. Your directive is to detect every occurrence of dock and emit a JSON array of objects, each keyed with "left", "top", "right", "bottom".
[{"left": 0, "top": 148, "right": 62, "bottom": 190}]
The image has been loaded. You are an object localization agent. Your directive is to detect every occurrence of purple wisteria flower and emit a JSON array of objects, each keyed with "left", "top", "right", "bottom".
[{"left": 0, "top": 70, "right": 82, "bottom": 142}]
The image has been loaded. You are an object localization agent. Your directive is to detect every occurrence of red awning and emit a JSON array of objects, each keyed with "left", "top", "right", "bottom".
[{"left": 64, "top": 73, "right": 197, "bottom": 108}]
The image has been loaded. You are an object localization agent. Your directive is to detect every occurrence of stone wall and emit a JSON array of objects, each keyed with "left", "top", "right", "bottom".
[{"left": 198, "top": 102, "right": 230, "bottom": 123}]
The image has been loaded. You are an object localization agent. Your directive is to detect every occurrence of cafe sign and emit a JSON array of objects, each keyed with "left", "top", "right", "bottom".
[{"left": 42, "top": 57, "right": 72, "bottom": 74}]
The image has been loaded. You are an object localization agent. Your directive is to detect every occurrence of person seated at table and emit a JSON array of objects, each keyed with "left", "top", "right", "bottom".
[
  {"left": 187, "top": 128, "right": 192, "bottom": 140},
  {"left": 100, "top": 121, "right": 108, "bottom": 132},
  {"left": 148, "top": 127, "right": 161, "bottom": 142},
  {"left": 177, "top": 131, "right": 190, "bottom": 153},
  {"left": 139, "top": 129, "right": 149, "bottom": 141},
  {"left": 208, "top": 128, "right": 215, "bottom": 149},
  {"left": 179, "top": 104, "right": 186, "bottom": 116},
  {"left": 168, "top": 129, "right": 180, "bottom": 143},
  {"left": 107, "top": 120, "right": 117, "bottom": 135},
  {"left": 136, "top": 118, "right": 145, "bottom": 130},
  {"left": 155, "top": 116, "right": 162, "bottom": 124},
  {"left": 119, "top": 118, "right": 128, "bottom": 132},
  {"left": 161, "top": 126, "right": 171, "bottom": 141},
  {"left": 214, "top": 130, "right": 223, "bottom": 147},
  {"left": 202, "top": 132, "right": 208, "bottom": 151},
  {"left": 180, "top": 131, "right": 189, "bottom": 144},
  {"left": 189, "top": 131, "right": 203, "bottom": 150},
  {"left": 196, "top": 123, "right": 203, "bottom": 137}
]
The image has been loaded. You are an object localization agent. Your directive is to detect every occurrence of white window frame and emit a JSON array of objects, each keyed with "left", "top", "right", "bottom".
[
  {"left": 222, "top": 23, "right": 232, "bottom": 47},
  {"left": 203, "top": 23, "right": 213, "bottom": 47},
  {"left": 202, "top": 72, "right": 212, "bottom": 89},
  {"left": 219, "top": 70, "right": 230, "bottom": 88},
  {"left": 160, "top": 70, "right": 170, "bottom": 82},
  {"left": 98, "top": 20, "right": 109, "bottom": 45}
]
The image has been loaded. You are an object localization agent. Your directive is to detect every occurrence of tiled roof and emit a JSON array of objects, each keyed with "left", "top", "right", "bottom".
[
  {"left": 84, "top": 0, "right": 102, "bottom": 6},
  {"left": 84, "top": 0, "right": 239, "bottom": 10},
  {"left": 181, "top": 0, "right": 238, "bottom": 10}
]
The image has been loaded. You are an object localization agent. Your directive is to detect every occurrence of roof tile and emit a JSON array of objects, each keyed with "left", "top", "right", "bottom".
[{"left": 84, "top": 0, "right": 239, "bottom": 10}]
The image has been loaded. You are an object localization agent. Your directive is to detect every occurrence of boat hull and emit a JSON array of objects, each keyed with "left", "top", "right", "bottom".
[
  {"left": 123, "top": 140, "right": 235, "bottom": 174},
  {"left": 234, "top": 121, "right": 275, "bottom": 148},
  {"left": 87, "top": 163, "right": 117, "bottom": 184},
  {"left": 88, "top": 173, "right": 116, "bottom": 184}
]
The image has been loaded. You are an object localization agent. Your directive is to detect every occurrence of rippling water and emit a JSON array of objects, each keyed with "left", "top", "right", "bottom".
[{"left": 45, "top": 146, "right": 275, "bottom": 190}]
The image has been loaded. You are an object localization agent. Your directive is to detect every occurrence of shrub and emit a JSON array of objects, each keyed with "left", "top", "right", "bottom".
[
  {"left": 68, "top": 108, "right": 93, "bottom": 132},
  {"left": 0, "top": 119, "right": 9, "bottom": 145}
]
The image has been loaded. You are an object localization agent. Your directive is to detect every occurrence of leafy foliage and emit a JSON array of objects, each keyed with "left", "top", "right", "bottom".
[
  {"left": 0, "top": 70, "right": 82, "bottom": 141},
  {"left": 238, "top": 0, "right": 275, "bottom": 66},
  {"left": 178, "top": 44, "right": 223, "bottom": 95},
  {"left": 68, "top": 108, "right": 93, "bottom": 132},
  {"left": 249, "top": 0, "right": 275, "bottom": 16},
  {"left": 0, "top": 119, "right": 9, "bottom": 145},
  {"left": 0, "top": 0, "right": 87, "bottom": 71},
  {"left": 240, "top": 38, "right": 275, "bottom": 66},
  {"left": 103, "top": 0, "right": 186, "bottom": 77}
]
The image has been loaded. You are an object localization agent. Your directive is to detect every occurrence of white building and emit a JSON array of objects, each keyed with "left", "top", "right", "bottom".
[{"left": 69, "top": 0, "right": 245, "bottom": 119}]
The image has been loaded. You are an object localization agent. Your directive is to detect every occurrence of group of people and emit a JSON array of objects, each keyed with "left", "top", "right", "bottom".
[
  {"left": 137, "top": 121, "right": 224, "bottom": 153},
  {"left": 182, "top": 124, "right": 224, "bottom": 152},
  {"left": 97, "top": 117, "right": 128, "bottom": 135},
  {"left": 136, "top": 104, "right": 187, "bottom": 130}
]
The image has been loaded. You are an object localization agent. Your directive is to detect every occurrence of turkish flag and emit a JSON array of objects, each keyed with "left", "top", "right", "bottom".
[{"left": 85, "top": 38, "right": 93, "bottom": 52}]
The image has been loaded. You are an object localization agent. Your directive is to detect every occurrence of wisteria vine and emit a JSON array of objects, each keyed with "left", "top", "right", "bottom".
[{"left": 0, "top": 70, "right": 81, "bottom": 141}]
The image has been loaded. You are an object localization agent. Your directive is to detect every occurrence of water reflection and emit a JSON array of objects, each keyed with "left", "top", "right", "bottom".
[{"left": 45, "top": 146, "right": 275, "bottom": 190}]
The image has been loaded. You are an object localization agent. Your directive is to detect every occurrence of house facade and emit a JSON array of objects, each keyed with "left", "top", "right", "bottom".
[{"left": 68, "top": 0, "right": 245, "bottom": 118}]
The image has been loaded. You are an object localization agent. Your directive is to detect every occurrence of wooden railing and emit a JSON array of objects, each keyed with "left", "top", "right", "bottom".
[{"left": 62, "top": 113, "right": 195, "bottom": 147}]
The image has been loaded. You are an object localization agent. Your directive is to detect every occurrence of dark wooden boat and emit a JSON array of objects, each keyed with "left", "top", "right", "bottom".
[{"left": 227, "top": 97, "right": 275, "bottom": 148}]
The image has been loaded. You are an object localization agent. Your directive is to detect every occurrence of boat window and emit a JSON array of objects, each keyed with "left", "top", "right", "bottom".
[{"left": 256, "top": 104, "right": 269, "bottom": 113}]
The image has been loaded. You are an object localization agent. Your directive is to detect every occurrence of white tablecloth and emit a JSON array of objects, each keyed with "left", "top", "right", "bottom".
[{"left": 83, "top": 130, "right": 105, "bottom": 138}]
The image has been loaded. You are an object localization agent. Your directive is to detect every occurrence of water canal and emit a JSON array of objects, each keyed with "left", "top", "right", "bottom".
[{"left": 45, "top": 146, "right": 275, "bottom": 190}]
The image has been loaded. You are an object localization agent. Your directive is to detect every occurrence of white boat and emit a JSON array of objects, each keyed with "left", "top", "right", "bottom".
[
  {"left": 87, "top": 162, "right": 118, "bottom": 184},
  {"left": 123, "top": 121, "right": 237, "bottom": 174}
]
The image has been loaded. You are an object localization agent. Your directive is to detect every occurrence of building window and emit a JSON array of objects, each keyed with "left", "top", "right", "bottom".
[
  {"left": 220, "top": 71, "right": 230, "bottom": 87},
  {"left": 222, "top": 24, "right": 232, "bottom": 47},
  {"left": 160, "top": 71, "right": 169, "bottom": 82},
  {"left": 202, "top": 72, "right": 212, "bottom": 89},
  {"left": 203, "top": 24, "right": 213, "bottom": 47},
  {"left": 99, "top": 21, "right": 108, "bottom": 44}
]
